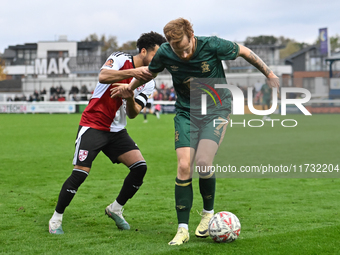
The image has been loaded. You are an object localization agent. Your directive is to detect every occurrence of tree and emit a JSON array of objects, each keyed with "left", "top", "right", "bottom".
[
  {"left": 82, "top": 33, "right": 119, "bottom": 53},
  {"left": 82, "top": 33, "right": 138, "bottom": 54},
  {"left": 119, "top": 41, "right": 137, "bottom": 51},
  {"left": 280, "top": 40, "right": 304, "bottom": 59},
  {"left": 101, "top": 35, "right": 119, "bottom": 53},
  {"left": 330, "top": 34, "right": 340, "bottom": 52},
  {"left": 0, "top": 57, "right": 6, "bottom": 81},
  {"left": 83, "top": 33, "right": 100, "bottom": 42},
  {"left": 244, "top": 35, "right": 278, "bottom": 45}
]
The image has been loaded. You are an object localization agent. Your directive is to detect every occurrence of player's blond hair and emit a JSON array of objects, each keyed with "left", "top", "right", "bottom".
[{"left": 163, "top": 18, "right": 194, "bottom": 44}]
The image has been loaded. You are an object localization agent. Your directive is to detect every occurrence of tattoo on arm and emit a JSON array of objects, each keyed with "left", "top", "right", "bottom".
[{"left": 247, "top": 51, "right": 272, "bottom": 76}]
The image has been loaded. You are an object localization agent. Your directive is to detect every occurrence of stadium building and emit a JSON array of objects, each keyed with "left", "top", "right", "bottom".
[
  {"left": 0, "top": 36, "right": 293, "bottom": 101},
  {"left": 1, "top": 36, "right": 102, "bottom": 101},
  {"left": 1, "top": 34, "right": 339, "bottom": 113}
]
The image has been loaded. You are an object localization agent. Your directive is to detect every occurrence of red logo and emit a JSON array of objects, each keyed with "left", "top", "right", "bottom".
[
  {"left": 136, "top": 84, "right": 146, "bottom": 92},
  {"left": 79, "top": 150, "right": 88, "bottom": 161}
]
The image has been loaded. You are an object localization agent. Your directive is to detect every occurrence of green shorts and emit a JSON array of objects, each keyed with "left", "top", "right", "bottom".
[
  {"left": 174, "top": 107, "right": 230, "bottom": 150},
  {"left": 262, "top": 98, "right": 271, "bottom": 105}
]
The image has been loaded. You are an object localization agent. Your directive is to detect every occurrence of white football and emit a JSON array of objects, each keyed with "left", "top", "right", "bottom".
[{"left": 208, "top": 211, "right": 241, "bottom": 243}]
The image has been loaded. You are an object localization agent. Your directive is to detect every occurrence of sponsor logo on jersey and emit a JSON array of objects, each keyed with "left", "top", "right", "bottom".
[
  {"left": 79, "top": 150, "right": 89, "bottom": 161},
  {"left": 170, "top": 65, "right": 179, "bottom": 72}
]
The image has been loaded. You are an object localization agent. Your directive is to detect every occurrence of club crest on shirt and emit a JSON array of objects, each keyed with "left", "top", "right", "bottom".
[
  {"left": 79, "top": 150, "right": 88, "bottom": 161},
  {"left": 201, "top": 61, "right": 210, "bottom": 73},
  {"left": 104, "top": 59, "right": 114, "bottom": 68}
]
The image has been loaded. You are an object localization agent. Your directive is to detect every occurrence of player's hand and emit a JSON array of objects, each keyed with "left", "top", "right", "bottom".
[
  {"left": 110, "top": 83, "right": 133, "bottom": 99},
  {"left": 133, "top": 66, "right": 153, "bottom": 81},
  {"left": 266, "top": 73, "right": 280, "bottom": 89}
]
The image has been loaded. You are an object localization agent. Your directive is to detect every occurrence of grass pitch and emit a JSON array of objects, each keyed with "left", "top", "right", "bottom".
[{"left": 0, "top": 113, "right": 339, "bottom": 255}]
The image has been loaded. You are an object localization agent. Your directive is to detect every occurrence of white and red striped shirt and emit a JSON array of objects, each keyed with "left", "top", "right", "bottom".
[{"left": 80, "top": 52, "right": 154, "bottom": 132}]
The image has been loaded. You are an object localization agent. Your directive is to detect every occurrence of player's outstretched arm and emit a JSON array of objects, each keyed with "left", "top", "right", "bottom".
[
  {"left": 111, "top": 70, "right": 158, "bottom": 98},
  {"left": 99, "top": 66, "right": 153, "bottom": 84},
  {"left": 237, "top": 44, "right": 280, "bottom": 89}
]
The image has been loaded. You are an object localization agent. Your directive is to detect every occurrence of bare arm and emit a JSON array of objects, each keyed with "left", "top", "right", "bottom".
[
  {"left": 125, "top": 96, "right": 143, "bottom": 119},
  {"left": 128, "top": 71, "right": 158, "bottom": 90},
  {"left": 237, "top": 44, "right": 279, "bottom": 83},
  {"left": 110, "top": 70, "right": 158, "bottom": 98},
  {"left": 99, "top": 66, "right": 153, "bottom": 84}
]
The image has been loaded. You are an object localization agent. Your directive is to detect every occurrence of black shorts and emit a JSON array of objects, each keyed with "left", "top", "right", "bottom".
[{"left": 72, "top": 126, "right": 139, "bottom": 168}]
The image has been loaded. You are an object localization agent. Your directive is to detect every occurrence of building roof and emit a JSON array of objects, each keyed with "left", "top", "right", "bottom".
[
  {"left": 2, "top": 48, "right": 16, "bottom": 59},
  {"left": 285, "top": 45, "right": 317, "bottom": 63},
  {"left": 245, "top": 44, "right": 286, "bottom": 50},
  {"left": 8, "top": 43, "right": 37, "bottom": 50}
]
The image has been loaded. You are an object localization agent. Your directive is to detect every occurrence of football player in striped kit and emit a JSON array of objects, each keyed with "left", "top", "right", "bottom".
[{"left": 49, "top": 32, "right": 166, "bottom": 234}]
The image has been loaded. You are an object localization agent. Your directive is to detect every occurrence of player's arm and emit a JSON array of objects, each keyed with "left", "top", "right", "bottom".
[
  {"left": 129, "top": 71, "right": 158, "bottom": 91},
  {"left": 125, "top": 96, "right": 143, "bottom": 119},
  {"left": 99, "top": 66, "right": 153, "bottom": 84},
  {"left": 110, "top": 70, "right": 158, "bottom": 98},
  {"left": 237, "top": 44, "right": 279, "bottom": 88}
]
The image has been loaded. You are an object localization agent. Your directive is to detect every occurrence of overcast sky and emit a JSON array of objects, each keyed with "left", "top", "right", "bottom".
[{"left": 1, "top": 0, "right": 339, "bottom": 54}]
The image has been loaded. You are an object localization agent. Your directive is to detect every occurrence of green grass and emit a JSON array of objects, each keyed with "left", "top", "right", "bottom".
[{"left": 0, "top": 113, "right": 339, "bottom": 255}]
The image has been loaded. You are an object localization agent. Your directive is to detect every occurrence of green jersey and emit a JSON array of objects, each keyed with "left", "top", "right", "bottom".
[
  {"left": 261, "top": 83, "right": 272, "bottom": 100},
  {"left": 149, "top": 36, "right": 239, "bottom": 112}
]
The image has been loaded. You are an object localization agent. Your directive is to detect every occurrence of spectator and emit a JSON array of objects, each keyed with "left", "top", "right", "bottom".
[
  {"left": 80, "top": 84, "right": 89, "bottom": 94},
  {"left": 56, "top": 85, "right": 65, "bottom": 95},
  {"left": 155, "top": 90, "right": 164, "bottom": 100},
  {"left": 160, "top": 82, "right": 166, "bottom": 90},
  {"left": 69, "top": 85, "right": 79, "bottom": 95},
  {"left": 50, "top": 93, "right": 59, "bottom": 101},
  {"left": 50, "top": 86, "right": 57, "bottom": 95},
  {"left": 20, "top": 94, "right": 27, "bottom": 101},
  {"left": 71, "top": 93, "right": 79, "bottom": 101},
  {"left": 169, "top": 88, "right": 176, "bottom": 101},
  {"left": 253, "top": 80, "right": 263, "bottom": 104},
  {"left": 33, "top": 90, "right": 40, "bottom": 101}
]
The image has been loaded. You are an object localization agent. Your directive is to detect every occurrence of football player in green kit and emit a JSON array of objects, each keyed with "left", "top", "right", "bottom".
[{"left": 111, "top": 18, "right": 280, "bottom": 245}]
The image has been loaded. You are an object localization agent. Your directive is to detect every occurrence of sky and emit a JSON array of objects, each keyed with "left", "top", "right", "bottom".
[{"left": 1, "top": 0, "right": 339, "bottom": 54}]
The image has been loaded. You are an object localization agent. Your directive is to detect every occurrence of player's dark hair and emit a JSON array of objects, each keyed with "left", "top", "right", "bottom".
[{"left": 137, "top": 31, "right": 166, "bottom": 53}]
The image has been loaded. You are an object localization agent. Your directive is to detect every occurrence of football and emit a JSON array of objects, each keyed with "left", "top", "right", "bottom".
[{"left": 208, "top": 211, "right": 241, "bottom": 243}]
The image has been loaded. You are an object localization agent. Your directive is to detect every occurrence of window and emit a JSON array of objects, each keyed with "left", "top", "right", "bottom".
[{"left": 17, "top": 50, "right": 23, "bottom": 59}]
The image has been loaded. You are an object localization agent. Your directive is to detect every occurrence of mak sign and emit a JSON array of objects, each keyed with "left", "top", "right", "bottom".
[{"left": 35, "top": 57, "right": 70, "bottom": 75}]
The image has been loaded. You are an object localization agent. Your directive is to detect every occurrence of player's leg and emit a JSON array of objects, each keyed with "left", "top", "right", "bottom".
[
  {"left": 194, "top": 115, "right": 229, "bottom": 238},
  {"left": 194, "top": 139, "right": 219, "bottom": 238},
  {"left": 143, "top": 106, "right": 147, "bottom": 122},
  {"left": 155, "top": 104, "right": 161, "bottom": 119},
  {"left": 103, "top": 130, "right": 145, "bottom": 230},
  {"left": 49, "top": 126, "right": 103, "bottom": 234},
  {"left": 169, "top": 111, "right": 196, "bottom": 245},
  {"left": 168, "top": 146, "right": 195, "bottom": 245},
  {"left": 143, "top": 103, "right": 151, "bottom": 123},
  {"left": 266, "top": 99, "right": 272, "bottom": 120}
]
